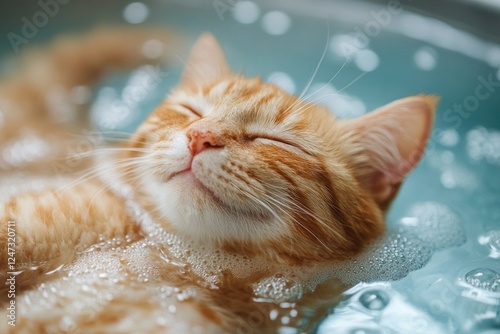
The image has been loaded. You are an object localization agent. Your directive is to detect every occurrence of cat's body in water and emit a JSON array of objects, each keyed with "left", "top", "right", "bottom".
[{"left": 0, "top": 28, "right": 436, "bottom": 333}]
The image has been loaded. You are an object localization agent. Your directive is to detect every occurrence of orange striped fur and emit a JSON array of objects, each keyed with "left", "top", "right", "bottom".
[{"left": 0, "top": 30, "right": 436, "bottom": 333}]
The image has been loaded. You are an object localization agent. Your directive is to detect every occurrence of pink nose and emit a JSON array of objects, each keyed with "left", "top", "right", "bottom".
[{"left": 187, "top": 128, "right": 220, "bottom": 155}]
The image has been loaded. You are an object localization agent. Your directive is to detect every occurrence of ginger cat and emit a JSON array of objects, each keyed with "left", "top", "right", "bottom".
[{"left": 0, "top": 28, "right": 436, "bottom": 333}]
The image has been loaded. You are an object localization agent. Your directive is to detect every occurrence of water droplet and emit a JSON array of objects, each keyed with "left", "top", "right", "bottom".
[
  {"left": 305, "top": 83, "right": 366, "bottom": 119},
  {"left": 277, "top": 326, "right": 299, "bottom": 334},
  {"left": 400, "top": 217, "right": 419, "bottom": 227},
  {"left": 142, "top": 39, "right": 164, "bottom": 59},
  {"left": 1, "top": 133, "right": 51, "bottom": 167},
  {"left": 466, "top": 127, "right": 500, "bottom": 166},
  {"left": 358, "top": 290, "right": 390, "bottom": 310},
  {"left": 401, "top": 202, "right": 466, "bottom": 250},
  {"left": 253, "top": 275, "right": 302, "bottom": 302},
  {"left": 270, "top": 309, "right": 279, "bottom": 321},
  {"left": 59, "top": 316, "right": 78, "bottom": 332},
  {"left": 465, "top": 268, "right": 500, "bottom": 292},
  {"left": 479, "top": 230, "right": 500, "bottom": 259},
  {"left": 354, "top": 49, "right": 379, "bottom": 72},
  {"left": 123, "top": 2, "right": 149, "bottom": 24},
  {"left": 156, "top": 316, "right": 169, "bottom": 327},
  {"left": 233, "top": 1, "right": 260, "bottom": 24},
  {"left": 261, "top": 11, "right": 291, "bottom": 35},
  {"left": 414, "top": 47, "right": 438, "bottom": 71},
  {"left": 438, "top": 129, "right": 459, "bottom": 147}
]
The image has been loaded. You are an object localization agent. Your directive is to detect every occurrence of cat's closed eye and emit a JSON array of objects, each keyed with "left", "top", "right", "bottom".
[
  {"left": 244, "top": 134, "right": 308, "bottom": 154},
  {"left": 179, "top": 103, "right": 202, "bottom": 117}
]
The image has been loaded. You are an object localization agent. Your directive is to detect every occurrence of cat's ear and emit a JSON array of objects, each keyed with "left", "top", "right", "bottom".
[
  {"left": 180, "top": 33, "right": 232, "bottom": 87},
  {"left": 339, "top": 95, "right": 438, "bottom": 209}
]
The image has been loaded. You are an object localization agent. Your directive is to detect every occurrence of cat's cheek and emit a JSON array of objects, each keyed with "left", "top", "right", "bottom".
[
  {"left": 150, "top": 132, "right": 192, "bottom": 180},
  {"left": 190, "top": 148, "right": 228, "bottom": 183},
  {"left": 191, "top": 154, "right": 217, "bottom": 180}
]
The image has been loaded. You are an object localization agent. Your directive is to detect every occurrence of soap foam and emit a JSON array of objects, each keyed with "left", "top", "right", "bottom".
[
  {"left": 11, "top": 189, "right": 467, "bottom": 333},
  {"left": 117, "top": 199, "right": 466, "bottom": 300},
  {"left": 109, "top": 201, "right": 466, "bottom": 304},
  {"left": 399, "top": 202, "right": 466, "bottom": 250}
]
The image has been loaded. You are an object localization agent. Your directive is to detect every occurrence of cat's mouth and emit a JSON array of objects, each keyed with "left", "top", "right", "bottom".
[
  {"left": 169, "top": 168, "right": 272, "bottom": 221},
  {"left": 170, "top": 169, "right": 227, "bottom": 207},
  {"left": 168, "top": 168, "right": 191, "bottom": 181}
]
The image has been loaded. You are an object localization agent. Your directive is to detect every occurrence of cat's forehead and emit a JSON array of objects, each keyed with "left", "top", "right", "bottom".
[{"left": 171, "top": 77, "right": 300, "bottom": 123}]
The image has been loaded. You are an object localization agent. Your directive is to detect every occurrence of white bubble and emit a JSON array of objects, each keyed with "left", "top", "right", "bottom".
[
  {"left": 359, "top": 290, "right": 390, "bottom": 311},
  {"left": 466, "top": 127, "right": 500, "bottom": 165},
  {"left": 400, "top": 217, "right": 419, "bottom": 227},
  {"left": 438, "top": 129, "right": 459, "bottom": 147},
  {"left": 354, "top": 49, "right": 379, "bottom": 72},
  {"left": 253, "top": 274, "right": 302, "bottom": 302},
  {"left": 465, "top": 268, "right": 500, "bottom": 292},
  {"left": 268, "top": 72, "right": 296, "bottom": 94},
  {"left": 402, "top": 202, "right": 466, "bottom": 250},
  {"left": 329, "top": 34, "right": 364, "bottom": 59},
  {"left": 261, "top": 11, "right": 291, "bottom": 36},
  {"left": 233, "top": 1, "right": 260, "bottom": 24},
  {"left": 440, "top": 165, "right": 479, "bottom": 190},
  {"left": 306, "top": 83, "right": 366, "bottom": 119},
  {"left": 123, "top": 2, "right": 149, "bottom": 24},
  {"left": 142, "top": 39, "right": 164, "bottom": 59},
  {"left": 486, "top": 46, "right": 500, "bottom": 67},
  {"left": 278, "top": 327, "right": 299, "bottom": 334},
  {"left": 414, "top": 47, "right": 438, "bottom": 71},
  {"left": 1, "top": 134, "right": 51, "bottom": 167},
  {"left": 440, "top": 170, "right": 457, "bottom": 188}
]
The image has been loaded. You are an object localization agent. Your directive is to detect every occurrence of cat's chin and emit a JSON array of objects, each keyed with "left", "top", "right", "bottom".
[
  {"left": 140, "top": 173, "right": 286, "bottom": 245},
  {"left": 174, "top": 169, "right": 215, "bottom": 194},
  {"left": 172, "top": 170, "right": 224, "bottom": 207},
  {"left": 173, "top": 173, "right": 269, "bottom": 221}
]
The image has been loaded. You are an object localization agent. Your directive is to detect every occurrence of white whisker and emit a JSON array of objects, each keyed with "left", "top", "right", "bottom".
[
  {"left": 336, "top": 71, "right": 368, "bottom": 93},
  {"left": 297, "top": 21, "right": 330, "bottom": 101}
]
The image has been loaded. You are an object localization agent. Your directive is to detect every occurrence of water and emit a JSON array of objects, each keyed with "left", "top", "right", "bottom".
[
  {"left": 358, "top": 290, "right": 390, "bottom": 311},
  {"left": 465, "top": 268, "right": 500, "bottom": 292},
  {"left": 1, "top": 0, "right": 500, "bottom": 333}
]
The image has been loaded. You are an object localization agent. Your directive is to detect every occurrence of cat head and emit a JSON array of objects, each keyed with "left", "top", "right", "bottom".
[{"left": 125, "top": 34, "right": 437, "bottom": 263}]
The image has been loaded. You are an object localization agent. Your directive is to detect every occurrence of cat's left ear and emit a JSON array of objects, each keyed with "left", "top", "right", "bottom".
[
  {"left": 180, "top": 33, "right": 232, "bottom": 87},
  {"left": 339, "top": 95, "right": 438, "bottom": 209}
]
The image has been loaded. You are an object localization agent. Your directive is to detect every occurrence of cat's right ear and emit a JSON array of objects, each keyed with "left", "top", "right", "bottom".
[
  {"left": 337, "top": 95, "right": 438, "bottom": 209},
  {"left": 180, "top": 33, "right": 232, "bottom": 87}
]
